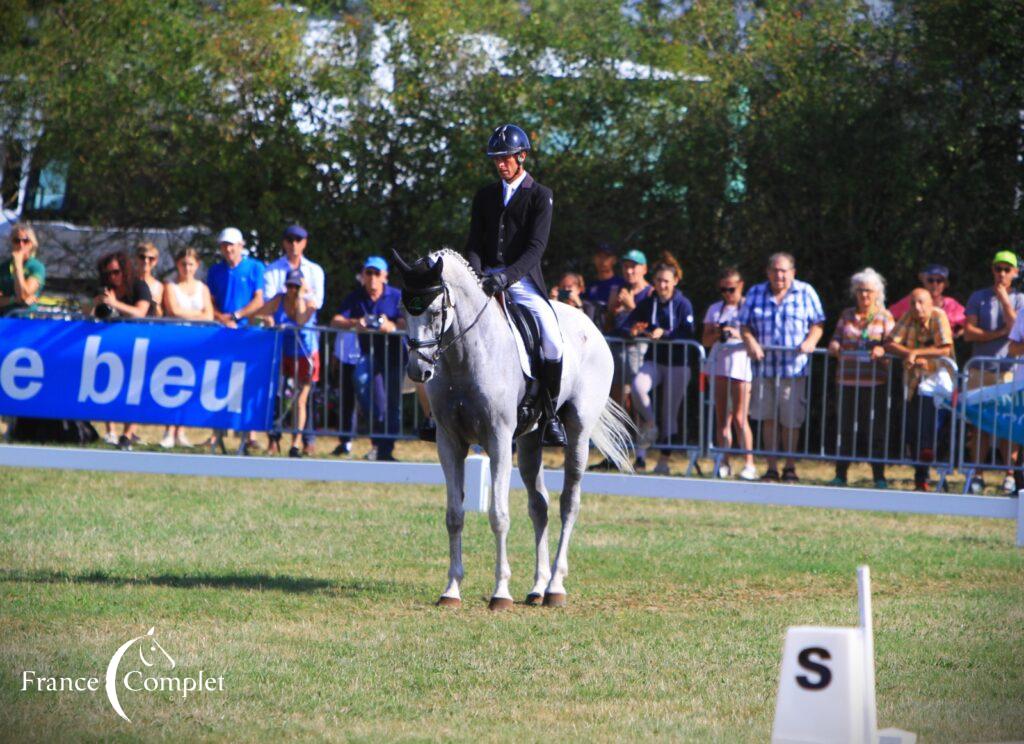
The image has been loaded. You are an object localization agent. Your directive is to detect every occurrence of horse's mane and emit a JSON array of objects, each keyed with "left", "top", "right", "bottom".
[{"left": 429, "top": 248, "right": 482, "bottom": 288}]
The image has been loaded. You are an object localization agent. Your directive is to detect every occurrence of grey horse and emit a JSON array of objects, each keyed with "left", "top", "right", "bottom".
[{"left": 394, "top": 249, "right": 633, "bottom": 610}]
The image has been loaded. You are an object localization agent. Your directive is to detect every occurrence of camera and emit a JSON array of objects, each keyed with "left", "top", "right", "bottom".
[
  {"left": 718, "top": 323, "right": 734, "bottom": 343},
  {"left": 557, "top": 288, "right": 572, "bottom": 302},
  {"left": 364, "top": 313, "right": 386, "bottom": 330}
]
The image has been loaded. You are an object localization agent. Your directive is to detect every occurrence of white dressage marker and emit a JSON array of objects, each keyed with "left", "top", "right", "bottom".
[{"left": 772, "top": 566, "right": 916, "bottom": 744}]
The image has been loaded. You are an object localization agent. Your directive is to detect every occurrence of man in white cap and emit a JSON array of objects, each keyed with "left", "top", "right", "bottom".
[
  {"left": 206, "top": 227, "right": 266, "bottom": 455},
  {"left": 262, "top": 224, "right": 325, "bottom": 456},
  {"left": 207, "top": 227, "right": 266, "bottom": 328}
]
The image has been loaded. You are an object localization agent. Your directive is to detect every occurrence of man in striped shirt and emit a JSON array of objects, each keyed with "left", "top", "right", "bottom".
[{"left": 739, "top": 252, "right": 825, "bottom": 482}]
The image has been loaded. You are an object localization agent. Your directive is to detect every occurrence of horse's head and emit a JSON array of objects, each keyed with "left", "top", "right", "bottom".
[
  {"left": 393, "top": 250, "right": 449, "bottom": 383},
  {"left": 138, "top": 627, "right": 176, "bottom": 670}
]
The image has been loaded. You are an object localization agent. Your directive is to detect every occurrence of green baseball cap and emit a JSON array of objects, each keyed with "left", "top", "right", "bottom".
[
  {"left": 621, "top": 249, "right": 648, "bottom": 265},
  {"left": 992, "top": 250, "right": 1018, "bottom": 268}
]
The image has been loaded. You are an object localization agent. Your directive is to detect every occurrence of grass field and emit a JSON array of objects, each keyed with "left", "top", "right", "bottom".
[{"left": 1, "top": 460, "right": 1022, "bottom": 742}]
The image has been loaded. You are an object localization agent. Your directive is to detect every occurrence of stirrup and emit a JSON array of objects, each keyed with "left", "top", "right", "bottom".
[{"left": 541, "top": 416, "right": 567, "bottom": 447}]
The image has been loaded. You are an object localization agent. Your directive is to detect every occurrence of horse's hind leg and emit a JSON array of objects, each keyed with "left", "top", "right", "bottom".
[
  {"left": 437, "top": 432, "right": 468, "bottom": 607},
  {"left": 517, "top": 431, "right": 550, "bottom": 605},
  {"left": 546, "top": 408, "right": 587, "bottom": 606}
]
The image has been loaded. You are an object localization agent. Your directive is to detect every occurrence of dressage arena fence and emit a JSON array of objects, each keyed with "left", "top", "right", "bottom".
[{"left": 2, "top": 312, "right": 1023, "bottom": 546}]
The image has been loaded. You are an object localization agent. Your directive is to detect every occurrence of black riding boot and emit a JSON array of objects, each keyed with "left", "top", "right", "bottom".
[{"left": 540, "top": 359, "right": 568, "bottom": 447}]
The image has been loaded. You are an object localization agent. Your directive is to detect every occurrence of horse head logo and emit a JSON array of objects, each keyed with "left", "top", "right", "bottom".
[{"left": 105, "top": 627, "right": 175, "bottom": 723}]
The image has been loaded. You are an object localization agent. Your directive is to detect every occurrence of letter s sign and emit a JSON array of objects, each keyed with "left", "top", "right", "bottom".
[{"left": 796, "top": 646, "right": 832, "bottom": 690}]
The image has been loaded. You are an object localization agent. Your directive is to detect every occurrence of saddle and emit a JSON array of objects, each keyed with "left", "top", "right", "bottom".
[{"left": 495, "top": 293, "right": 545, "bottom": 437}]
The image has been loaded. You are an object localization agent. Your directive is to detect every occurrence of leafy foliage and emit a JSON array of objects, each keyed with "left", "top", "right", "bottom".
[{"left": 2, "top": 0, "right": 1022, "bottom": 312}]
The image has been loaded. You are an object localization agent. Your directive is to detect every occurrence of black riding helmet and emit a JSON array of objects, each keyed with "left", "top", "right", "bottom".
[{"left": 486, "top": 124, "right": 531, "bottom": 158}]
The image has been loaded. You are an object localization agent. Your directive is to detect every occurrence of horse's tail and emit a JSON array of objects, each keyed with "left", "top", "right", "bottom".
[{"left": 590, "top": 398, "right": 636, "bottom": 474}]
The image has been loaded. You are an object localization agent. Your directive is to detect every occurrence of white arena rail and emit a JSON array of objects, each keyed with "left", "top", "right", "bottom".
[{"left": 0, "top": 444, "right": 1020, "bottom": 547}]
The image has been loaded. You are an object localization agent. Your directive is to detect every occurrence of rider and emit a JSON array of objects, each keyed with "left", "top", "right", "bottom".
[{"left": 464, "top": 123, "right": 567, "bottom": 447}]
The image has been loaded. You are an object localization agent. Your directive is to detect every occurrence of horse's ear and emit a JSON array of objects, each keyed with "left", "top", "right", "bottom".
[
  {"left": 430, "top": 256, "right": 444, "bottom": 279},
  {"left": 391, "top": 249, "right": 413, "bottom": 275}
]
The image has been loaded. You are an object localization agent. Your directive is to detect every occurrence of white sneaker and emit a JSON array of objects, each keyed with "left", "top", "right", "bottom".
[
  {"left": 717, "top": 464, "right": 732, "bottom": 479},
  {"left": 738, "top": 464, "right": 758, "bottom": 481},
  {"left": 1002, "top": 475, "right": 1017, "bottom": 494},
  {"left": 103, "top": 431, "right": 118, "bottom": 446},
  {"left": 968, "top": 477, "right": 984, "bottom": 495},
  {"left": 159, "top": 434, "right": 175, "bottom": 449},
  {"left": 653, "top": 459, "right": 670, "bottom": 475},
  {"left": 175, "top": 432, "right": 193, "bottom": 448}
]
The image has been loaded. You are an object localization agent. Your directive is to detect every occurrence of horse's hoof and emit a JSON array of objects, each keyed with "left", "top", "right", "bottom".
[
  {"left": 542, "top": 592, "right": 567, "bottom": 607},
  {"left": 488, "top": 597, "right": 514, "bottom": 611},
  {"left": 525, "top": 593, "right": 544, "bottom": 606},
  {"left": 436, "top": 596, "right": 461, "bottom": 608}
]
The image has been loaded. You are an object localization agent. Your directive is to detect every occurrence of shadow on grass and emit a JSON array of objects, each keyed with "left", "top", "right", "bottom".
[{"left": 0, "top": 569, "right": 405, "bottom": 596}]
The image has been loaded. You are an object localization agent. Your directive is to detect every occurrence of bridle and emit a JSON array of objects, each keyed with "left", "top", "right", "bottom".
[{"left": 404, "top": 280, "right": 491, "bottom": 365}]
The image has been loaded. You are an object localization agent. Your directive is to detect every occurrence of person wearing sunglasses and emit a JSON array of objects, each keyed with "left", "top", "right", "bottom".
[
  {"left": 701, "top": 267, "right": 756, "bottom": 481},
  {"left": 962, "top": 250, "right": 1024, "bottom": 493},
  {"left": 330, "top": 256, "right": 405, "bottom": 462},
  {"left": 888, "top": 263, "right": 966, "bottom": 337},
  {"left": 134, "top": 243, "right": 164, "bottom": 317},
  {"left": 0, "top": 223, "right": 46, "bottom": 317},
  {"left": 93, "top": 250, "right": 153, "bottom": 450}
]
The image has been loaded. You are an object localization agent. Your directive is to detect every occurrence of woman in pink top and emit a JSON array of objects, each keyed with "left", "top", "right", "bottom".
[
  {"left": 827, "top": 268, "right": 895, "bottom": 488},
  {"left": 888, "top": 263, "right": 965, "bottom": 337}
]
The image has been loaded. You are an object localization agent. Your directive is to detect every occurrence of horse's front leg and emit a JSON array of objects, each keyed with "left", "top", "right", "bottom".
[
  {"left": 437, "top": 431, "right": 468, "bottom": 607},
  {"left": 486, "top": 429, "right": 515, "bottom": 611}
]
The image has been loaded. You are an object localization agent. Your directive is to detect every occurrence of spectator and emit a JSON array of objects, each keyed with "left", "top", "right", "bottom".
[
  {"left": 583, "top": 242, "right": 625, "bottom": 311},
  {"left": 550, "top": 271, "right": 603, "bottom": 326},
  {"left": 93, "top": 250, "right": 153, "bottom": 451},
  {"left": 962, "top": 250, "right": 1024, "bottom": 493},
  {"left": 263, "top": 224, "right": 325, "bottom": 456},
  {"left": 889, "top": 263, "right": 966, "bottom": 337},
  {"left": 608, "top": 249, "right": 653, "bottom": 401},
  {"left": 627, "top": 252, "right": 695, "bottom": 474},
  {"left": 135, "top": 242, "right": 164, "bottom": 317},
  {"left": 160, "top": 247, "right": 214, "bottom": 449},
  {"left": 701, "top": 266, "right": 756, "bottom": 481},
  {"left": 885, "top": 288, "right": 954, "bottom": 492},
  {"left": 739, "top": 252, "right": 825, "bottom": 483},
  {"left": 206, "top": 226, "right": 265, "bottom": 455},
  {"left": 826, "top": 268, "right": 894, "bottom": 489},
  {"left": 0, "top": 223, "right": 45, "bottom": 316},
  {"left": 330, "top": 256, "right": 406, "bottom": 462},
  {"left": 258, "top": 269, "right": 319, "bottom": 458}
]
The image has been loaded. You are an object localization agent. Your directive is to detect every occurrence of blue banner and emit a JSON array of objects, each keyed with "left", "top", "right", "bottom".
[{"left": 0, "top": 318, "right": 280, "bottom": 430}]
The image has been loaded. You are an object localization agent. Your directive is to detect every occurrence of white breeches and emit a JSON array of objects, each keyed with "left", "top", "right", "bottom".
[{"left": 494, "top": 271, "right": 564, "bottom": 361}]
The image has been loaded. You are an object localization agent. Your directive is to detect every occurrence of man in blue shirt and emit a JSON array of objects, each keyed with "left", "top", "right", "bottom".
[
  {"left": 330, "top": 256, "right": 406, "bottom": 461},
  {"left": 207, "top": 227, "right": 266, "bottom": 328},
  {"left": 739, "top": 252, "right": 825, "bottom": 483},
  {"left": 206, "top": 226, "right": 266, "bottom": 455}
]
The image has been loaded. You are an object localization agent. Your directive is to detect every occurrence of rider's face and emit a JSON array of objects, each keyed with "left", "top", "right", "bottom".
[{"left": 491, "top": 153, "right": 523, "bottom": 182}]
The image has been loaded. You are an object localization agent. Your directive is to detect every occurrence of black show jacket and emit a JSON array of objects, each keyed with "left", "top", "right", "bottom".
[{"left": 463, "top": 173, "right": 553, "bottom": 295}]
